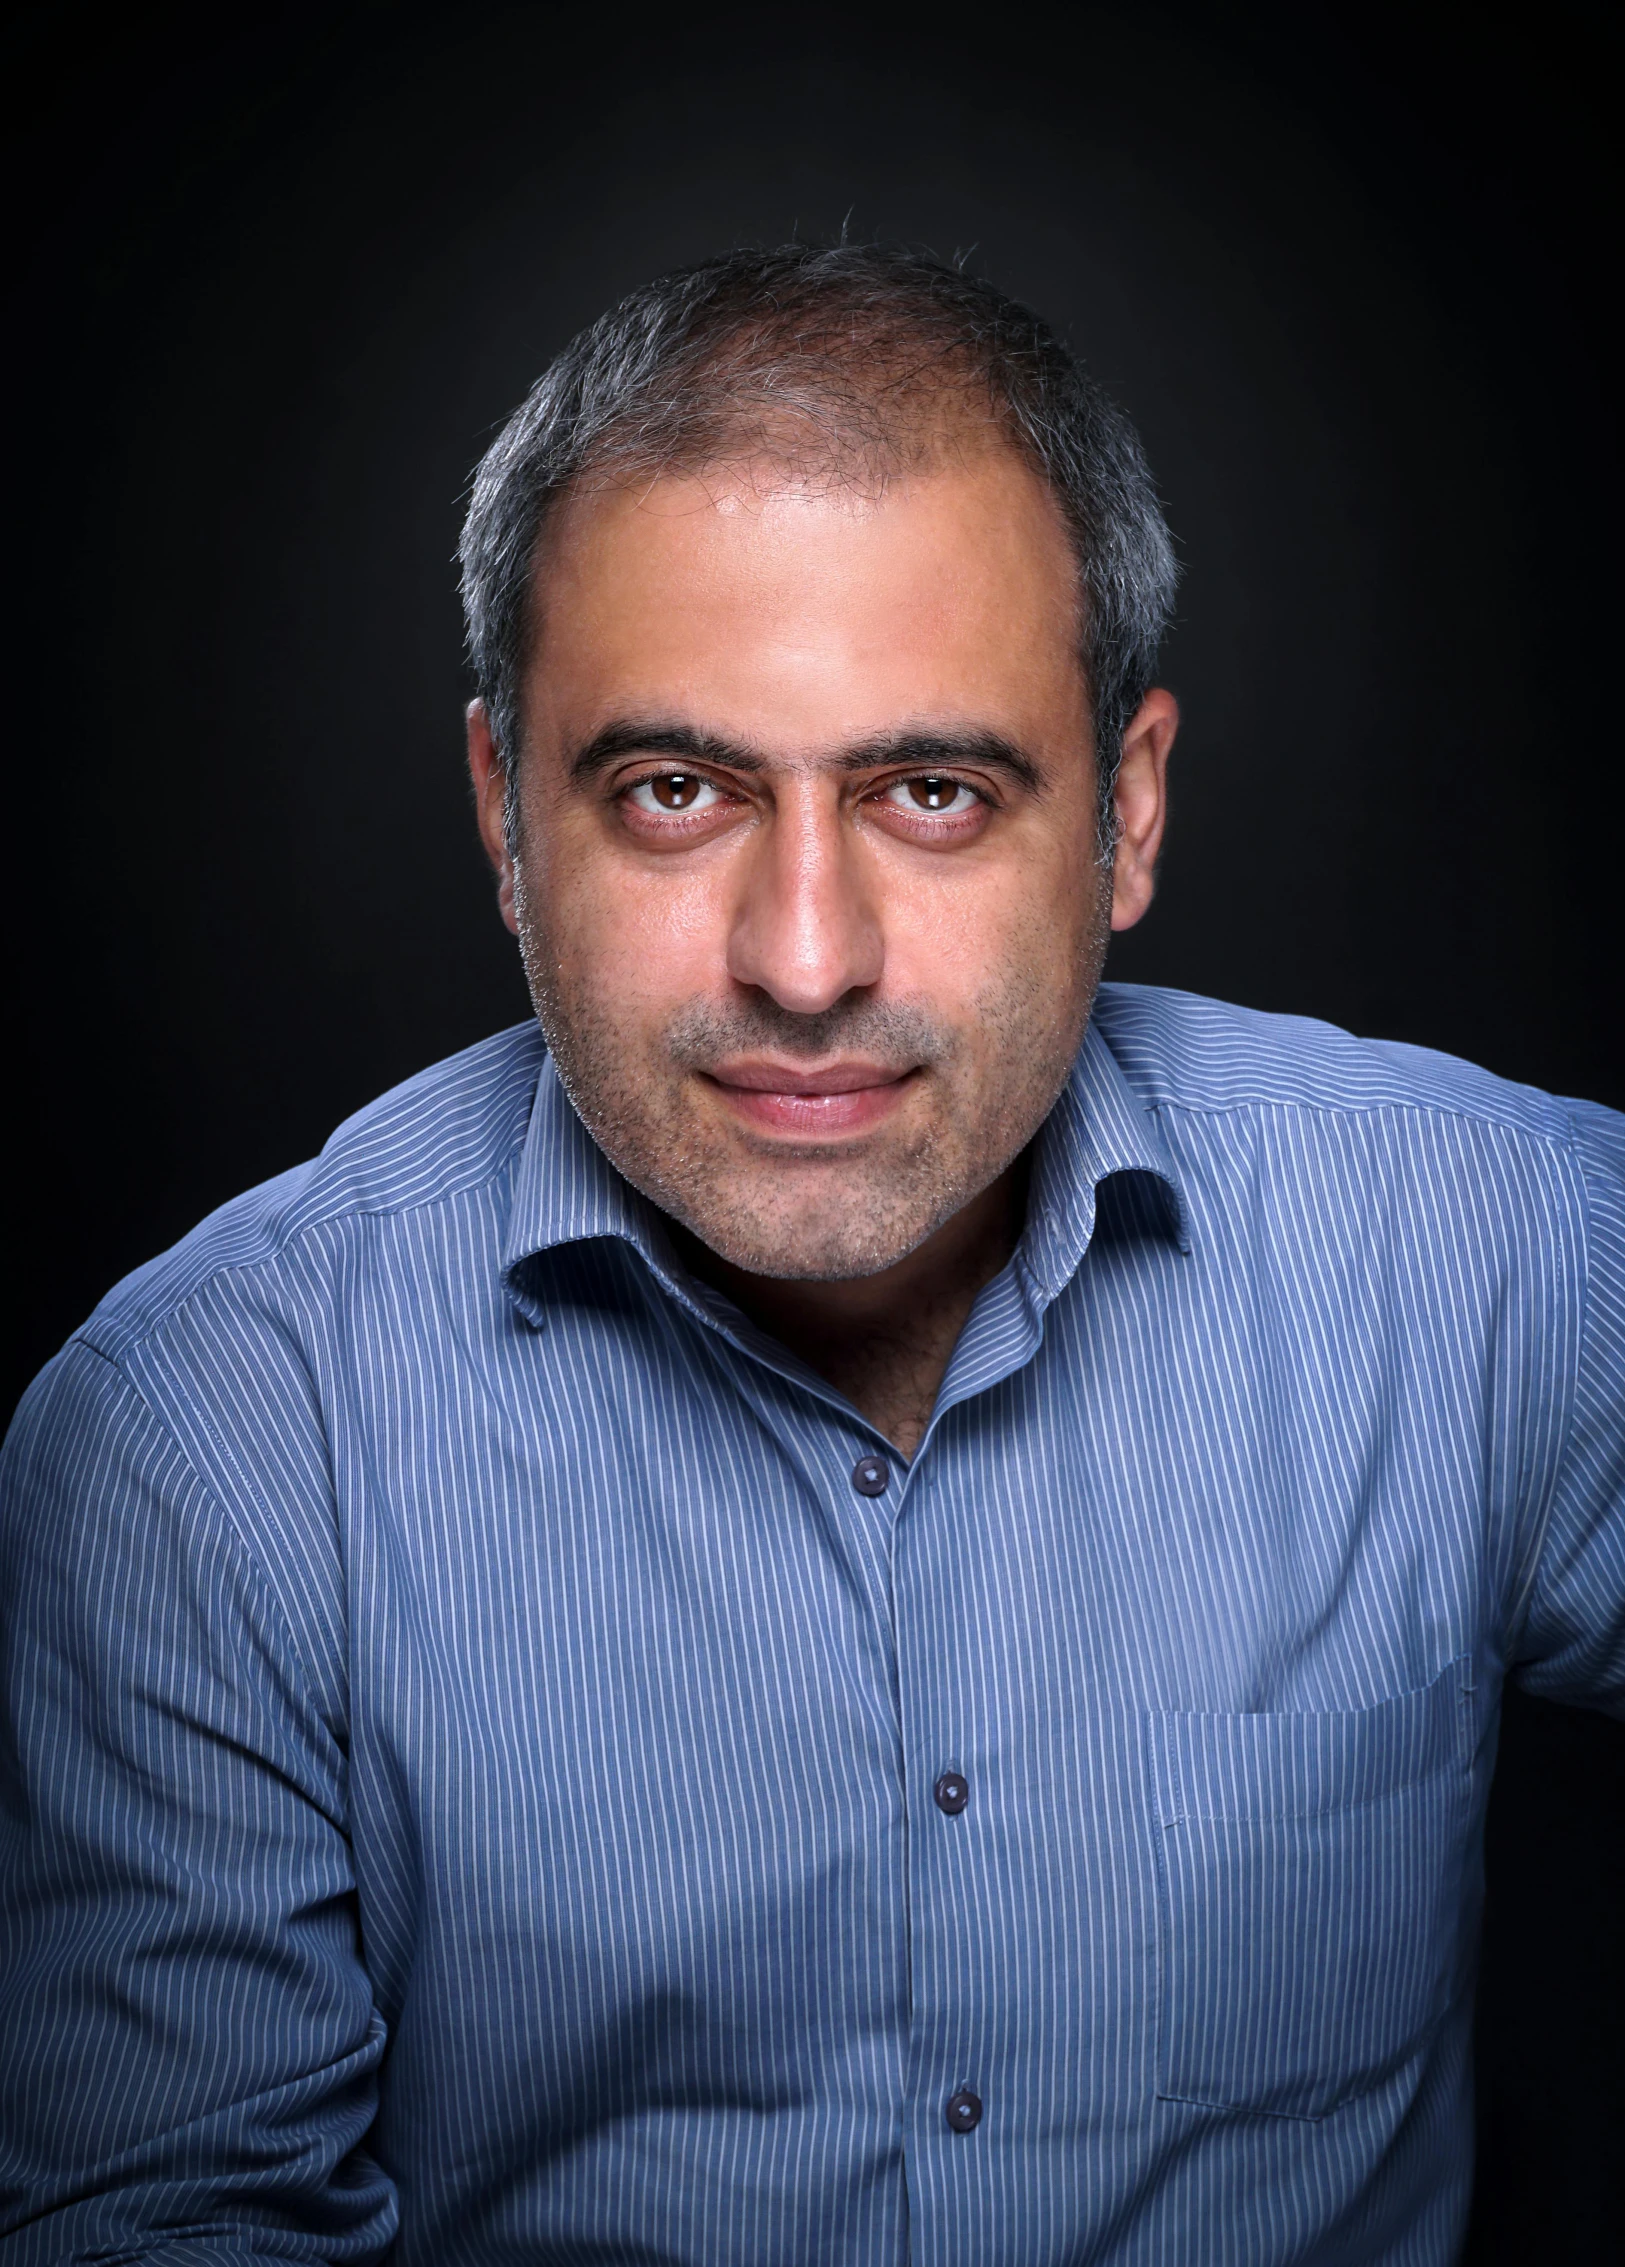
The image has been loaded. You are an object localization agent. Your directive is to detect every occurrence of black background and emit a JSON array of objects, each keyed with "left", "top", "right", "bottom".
[{"left": 8, "top": 2, "right": 1622, "bottom": 2252}]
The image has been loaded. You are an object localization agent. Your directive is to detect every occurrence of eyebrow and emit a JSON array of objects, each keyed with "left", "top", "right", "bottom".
[
  {"left": 836, "top": 729, "right": 1045, "bottom": 794},
  {"left": 568, "top": 719, "right": 765, "bottom": 782},
  {"left": 567, "top": 718, "right": 1046, "bottom": 794}
]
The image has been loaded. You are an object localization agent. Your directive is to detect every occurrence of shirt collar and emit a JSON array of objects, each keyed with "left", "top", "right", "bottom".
[
  {"left": 501, "top": 1010, "right": 1190, "bottom": 1323},
  {"left": 1018, "top": 1012, "right": 1191, "bottom": 1301}
]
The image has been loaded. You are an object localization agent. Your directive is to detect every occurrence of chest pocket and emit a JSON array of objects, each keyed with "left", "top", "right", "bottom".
[{"left": 1146, "top": 1658, "right": 1473, "bottom": 2120}]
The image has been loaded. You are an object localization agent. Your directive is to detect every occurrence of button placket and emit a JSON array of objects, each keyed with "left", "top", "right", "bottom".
[{"left": 889, "top": 1449, "right": 998, "bottom": 2186}]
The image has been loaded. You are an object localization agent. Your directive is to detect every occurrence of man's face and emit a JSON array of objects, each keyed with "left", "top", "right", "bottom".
[{"left": 476, "top": 445, "right": 1165, "bottom": 1281}]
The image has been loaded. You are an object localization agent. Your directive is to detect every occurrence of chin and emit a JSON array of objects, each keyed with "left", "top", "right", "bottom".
[{"left": 682, "top": 1194, "right": 951, "bottom": 1284}]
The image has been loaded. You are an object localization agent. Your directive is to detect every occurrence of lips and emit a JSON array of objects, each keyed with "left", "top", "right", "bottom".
[{"left": 701, "top": 1058, "right": 917, "bottom": 1137}]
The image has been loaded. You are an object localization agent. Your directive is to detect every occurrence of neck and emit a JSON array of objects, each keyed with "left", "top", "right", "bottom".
[{"left": 678, "top": 1159, "right": 1028, "bottom": 1457}]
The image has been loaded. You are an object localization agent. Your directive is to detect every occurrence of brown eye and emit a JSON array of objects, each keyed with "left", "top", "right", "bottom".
[
  {"left": 904, "top": 775, "right": 973, "bottom": 812},
  {"left": 624, "top": 772, "right": 724, "bottom": 821},
  {"left": 878, "top": 773, "right": 980, "bottom": 823}
]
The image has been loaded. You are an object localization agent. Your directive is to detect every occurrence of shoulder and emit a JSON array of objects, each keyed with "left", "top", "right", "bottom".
[
  {"left": 76, "top": 1022, "right": 546, "bottom": 1365},
  {"left": 1092, "top": 981, "right": 1606, "bottom": 1154}
]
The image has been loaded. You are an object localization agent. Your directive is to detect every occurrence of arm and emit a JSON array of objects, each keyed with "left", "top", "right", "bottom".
[
  {"left": 1509, "top": 1097, "right": 1625, "bottom": 1715},
  {"left": 0, "top": 1341, "right": 396, "bottom": 2262}
]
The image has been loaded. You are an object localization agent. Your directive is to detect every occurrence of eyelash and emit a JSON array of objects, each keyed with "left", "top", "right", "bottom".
[
  {"left": 622, "top": 773, "right": 730, "bottom": 817},
  {"left": 619, "top": 771, "right": 989, "bottom": 824},
  {"left": 877, "top": 774, "right": 984, "bottom": 819}
]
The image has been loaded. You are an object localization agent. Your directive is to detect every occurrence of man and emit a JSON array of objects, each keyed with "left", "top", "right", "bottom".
[{"left": 1, "top": 242, "right": 1620, "bottom": 2266}]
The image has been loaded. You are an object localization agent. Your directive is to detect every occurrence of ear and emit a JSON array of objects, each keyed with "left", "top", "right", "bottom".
[
  {"left": 467, "top": 700, "right": 519, "bottom": 937},
  {"left": 1108, "top": 688, "right": 1178, "bottom": 932}
]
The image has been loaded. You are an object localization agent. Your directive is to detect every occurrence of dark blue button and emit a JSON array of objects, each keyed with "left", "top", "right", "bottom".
[
  {"left": 945, "top": 2085, "right": 983, "bottom": 2132},
  {"left": 933, "top": 1771, "right": 970, "bottom": 1815},
  {"left": 852, "top": 1454, "right": 890, "bottom": 1496}
]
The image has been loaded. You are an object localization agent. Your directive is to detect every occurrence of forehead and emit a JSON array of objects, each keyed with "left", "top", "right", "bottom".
[{"left": 524, "top": 450, "right": 1087, "bottom": 759}]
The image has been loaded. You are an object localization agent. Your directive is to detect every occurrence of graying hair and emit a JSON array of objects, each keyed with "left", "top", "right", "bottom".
[{"left": 458, "top": 243, "right": 1177, "bottom": 839}]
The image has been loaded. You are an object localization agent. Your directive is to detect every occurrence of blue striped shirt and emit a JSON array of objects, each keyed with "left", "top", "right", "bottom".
[{"left": 3, "top": 982, "right": 1622, "bottom": 2265}]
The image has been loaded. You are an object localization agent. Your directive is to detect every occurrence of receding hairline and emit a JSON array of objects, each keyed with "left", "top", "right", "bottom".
[
  {"left": 576, "top": 327, "right": 1019, "bottom": 473},
  {"left": 514, "top": 396, "right": 1084, "bottom": 697}
]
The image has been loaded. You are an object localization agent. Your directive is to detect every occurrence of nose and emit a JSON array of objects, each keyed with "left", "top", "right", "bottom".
[{"left": 725, "top": 781, "right": 884, "bottom": 1014}]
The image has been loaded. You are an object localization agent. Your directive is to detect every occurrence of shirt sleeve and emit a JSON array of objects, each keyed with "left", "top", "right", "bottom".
[
  {"left": 1509, "top": 1096, "right": 1625, "bottom": 1715},
  {"left": 0, "top": 1339, "right": 397, "bottom": 2262}
]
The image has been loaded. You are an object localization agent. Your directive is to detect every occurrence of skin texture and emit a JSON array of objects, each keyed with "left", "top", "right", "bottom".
[{"left": 470, "top": 445, "right": 1176, "bottom": 1452}]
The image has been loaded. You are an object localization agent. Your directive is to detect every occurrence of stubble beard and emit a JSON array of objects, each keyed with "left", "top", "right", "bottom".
[{"left": 514, "top": 879, "right": 1110, "bottom": 1285}]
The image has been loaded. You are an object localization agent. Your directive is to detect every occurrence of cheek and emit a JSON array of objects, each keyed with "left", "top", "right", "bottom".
[
  {"left": 529, "top": 831, "right": 734, "bottom": 1006},
  {"left": 880, "top": 841, "right": 1101, "bottom": 997}
]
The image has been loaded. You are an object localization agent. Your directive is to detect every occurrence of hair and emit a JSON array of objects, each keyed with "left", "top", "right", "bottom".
[{"left": 458, "top": 242, "right": 1177, "bottom": 842}]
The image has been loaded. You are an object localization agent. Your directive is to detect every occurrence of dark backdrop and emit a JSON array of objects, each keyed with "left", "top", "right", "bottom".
[{"left": 9, "top": 3, "right": 1622, "bottom": 2254}]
